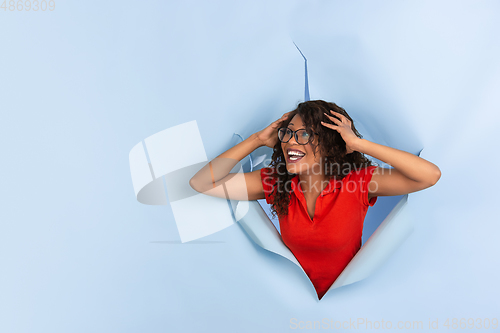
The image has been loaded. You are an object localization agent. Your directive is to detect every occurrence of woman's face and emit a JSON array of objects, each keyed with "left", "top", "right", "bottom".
[{"left": 281, "top": 114, "right": 323, "bottom": 175}]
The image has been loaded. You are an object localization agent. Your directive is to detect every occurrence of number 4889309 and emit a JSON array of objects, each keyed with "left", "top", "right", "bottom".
[{"left": 1, "top": 0, "right": 56, "bottom": 11}]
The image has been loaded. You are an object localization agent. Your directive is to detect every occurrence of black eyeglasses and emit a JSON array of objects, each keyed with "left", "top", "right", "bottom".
[{"left": 278, "top": 127, "right": 319, "bottom": 145}]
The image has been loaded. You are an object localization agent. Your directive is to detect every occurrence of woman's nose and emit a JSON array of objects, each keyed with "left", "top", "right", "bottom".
[{"left": 288, "top": 133, "right": 299, "bottom": 145}]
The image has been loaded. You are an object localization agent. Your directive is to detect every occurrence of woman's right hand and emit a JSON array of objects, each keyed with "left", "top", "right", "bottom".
[{"left": 255, "top": 112, "right": 293, "bottom": 148}]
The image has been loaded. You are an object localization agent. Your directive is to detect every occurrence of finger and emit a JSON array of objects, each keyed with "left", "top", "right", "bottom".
[
  {"left": 329, "top": 110, "right": 345, "bottom": 120},
  {"left": 329, "top": 110, "right": 344, "bottom": 118},
  {"left": 324, "top": 112, "right": 342, "bottom": 124},
  {"left": 278, "top": 113, "right": 289, "bottom": 121},
  {"left": 274, "top": 115, "right": 286, "bottom": 123},
  {"left": 272, "top": 120, "right": 284, "bottom": 128},
  {"left": 321, "top": 121, "right": 338, "bottom": 130},
  {"left": 330, "top": 110, "right": 350, "bottom": 123}
]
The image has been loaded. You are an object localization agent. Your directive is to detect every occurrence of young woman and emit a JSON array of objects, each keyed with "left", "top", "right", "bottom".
[{"left": 190, "top": 100, "right": 441, "bottom": 300}]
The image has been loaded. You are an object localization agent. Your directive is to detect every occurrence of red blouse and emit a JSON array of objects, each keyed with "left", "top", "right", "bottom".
[{"left": 260, "top": 166, "right": 378, "bottom": 299}]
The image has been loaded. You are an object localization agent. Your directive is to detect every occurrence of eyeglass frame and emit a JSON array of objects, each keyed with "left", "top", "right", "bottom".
[{"left": 277, "top": 127, "right": 320, "bottom": 145}]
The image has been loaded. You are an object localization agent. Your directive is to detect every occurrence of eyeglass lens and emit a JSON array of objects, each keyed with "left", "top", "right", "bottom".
[{"left": 278, "top": 128, "right": 312, "bottom": 145}]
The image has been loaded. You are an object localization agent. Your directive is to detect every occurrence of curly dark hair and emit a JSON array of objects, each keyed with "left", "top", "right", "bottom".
[{"left": 266, "top": 100, "right": 374, "bottom": 219}]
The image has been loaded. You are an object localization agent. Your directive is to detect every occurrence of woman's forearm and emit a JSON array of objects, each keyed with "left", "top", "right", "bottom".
[
  {"left": 189, "top": 133, "right": 264, "bottom": 191},
  {"left": 352, "top": 138, "right": 441, "bottom": 185}
]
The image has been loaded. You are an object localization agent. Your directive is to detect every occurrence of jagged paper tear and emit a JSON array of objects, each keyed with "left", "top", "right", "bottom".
[
  {"left": 129, "top": 119, "right": 416, "bottom": 292},
  {"left": 128, "top": 40, "right": 417, "bottom": 294}
]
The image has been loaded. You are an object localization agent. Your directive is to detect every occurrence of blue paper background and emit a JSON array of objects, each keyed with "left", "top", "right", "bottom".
[{"left": 1, "top": 0, "right": 499, "bottom": 332}]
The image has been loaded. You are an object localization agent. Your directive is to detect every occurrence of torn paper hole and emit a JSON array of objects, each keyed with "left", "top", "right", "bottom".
[
  {"left": 129, "top": 120, "right": 416, "bottom": 297},
  {"left": 128, "top": 40, "right": 418, "bottom": 297}
]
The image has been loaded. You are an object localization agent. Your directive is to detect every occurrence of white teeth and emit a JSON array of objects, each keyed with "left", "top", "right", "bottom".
[{"left": 288, "top": 151, "right": 305, "bottom": 156}]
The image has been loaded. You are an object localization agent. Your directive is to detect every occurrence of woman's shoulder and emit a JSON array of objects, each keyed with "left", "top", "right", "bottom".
[
  {"left": 260, "top": 166, "right": 276, "bottom": 175},
  {"left": 260, "top": 167, "right": 278, "bottom": 203},
  {"left": 340, "top": 165, "right": 378, "bottom": 206},
  {"left": 260, "top": 167, "right": 277, "bottom": 184}
]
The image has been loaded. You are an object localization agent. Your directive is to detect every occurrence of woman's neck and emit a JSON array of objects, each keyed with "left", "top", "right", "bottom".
[{"left": 297, "top": 172, "right": 330, "bottom": 198}]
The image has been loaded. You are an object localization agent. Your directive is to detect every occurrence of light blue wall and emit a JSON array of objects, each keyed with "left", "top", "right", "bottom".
[{"left": 1, "top": 1, "right": 499, "bottom": 332}]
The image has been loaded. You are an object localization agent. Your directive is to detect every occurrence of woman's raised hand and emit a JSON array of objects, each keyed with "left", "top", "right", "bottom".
[
  {"left": 255, "top": 112, "right": 292, "bottom": 148},
  {"left": 321, "top": 110, "right": 360, "bottom": 154}
]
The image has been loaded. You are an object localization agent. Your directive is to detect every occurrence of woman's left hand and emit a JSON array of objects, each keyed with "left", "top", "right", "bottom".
[{"left": 321, "top": 110, "right": 360, "bottom": 154}]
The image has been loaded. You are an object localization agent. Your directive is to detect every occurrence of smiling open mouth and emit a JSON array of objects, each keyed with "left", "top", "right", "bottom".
[{"left": 287, "top": 150, "right": 305, "bottom": 163}]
